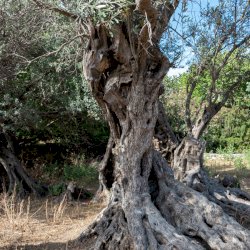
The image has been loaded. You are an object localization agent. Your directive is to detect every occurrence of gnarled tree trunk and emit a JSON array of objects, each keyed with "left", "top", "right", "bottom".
[
  {"left": 171, "top": 136, "right": 250, "bottom": 228},
  {"left": 77, "top": 148, "right": 250, "bottom": 249},
  {"left": 172, "top": 136, "right": 205, "bottom": 186},
  {"left": 75, "top": 9, "right": 250, "bottom": 250}
]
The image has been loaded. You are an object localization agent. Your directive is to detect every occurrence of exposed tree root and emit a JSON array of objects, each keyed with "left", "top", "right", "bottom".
[
  {"left": 192, "top": 169, "right": 250, "bottom": 229},
  {"left": 171, "top": 137, "right": 250, "bottom": 229},
  {"left": 0, "top": 146, "right": 47, "bottom": 197},
  {"left": 153, "top": 152, "right": 250, "bottom": 249},
  {"left": 79, "top": 204, "right": 132, "bottom": 249},
  {"left": 79, "top": 192, "right": 202, "bottom": 249},
  {"left": 76, "top": 151, "right": 250, "bottom": 250}
]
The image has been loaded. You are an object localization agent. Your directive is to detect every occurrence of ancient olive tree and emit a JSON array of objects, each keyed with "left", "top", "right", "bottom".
[
  {"left": 33, "top": 0, "right": 250, "bottom": 249},
  {"left": 172, "top": 55, "right": 250, "bottom": 185}
]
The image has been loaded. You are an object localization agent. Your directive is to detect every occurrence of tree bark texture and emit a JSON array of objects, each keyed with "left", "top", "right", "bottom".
[
  {"left": 154, "top": 101, "right": 179, "bottom": 163},
  {"left": 78, "top": 150, "right": 250, "bottom": 250},
  {"left": 0, "top": 133, "right": 47, "bottom": 196},
  {"left": 76, "top": 7, "right": 250, "bottom": 249},
  {"left": 172, "top": 136, "right": 250, "bottom": 229},
  {"left": 172, "top": 136, "right": 205, "bottom": 186}
]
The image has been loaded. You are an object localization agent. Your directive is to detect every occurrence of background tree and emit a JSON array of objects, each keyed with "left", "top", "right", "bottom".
[
  {"left": 158, "top": 0, "right": 250, "bottom": 184},
  {"left": 163, "top": 57, "right": 250, "bottom": 153},
  {"left": 0, "top": 0, "right": 107, "bottom": 195},
  {"left": 0, "top": 0, "right": 53, "bottom": 195}
]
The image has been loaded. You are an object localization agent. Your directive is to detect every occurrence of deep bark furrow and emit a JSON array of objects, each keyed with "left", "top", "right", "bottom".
[
  {"left": 172, "top": 136, "right": 250, "bottom": 229},
  {"left": 153, "top": 152, "right": 250, "bottom": 250},
  {"left": 76, "top": 4, "right": 250, "bottom": 248}
]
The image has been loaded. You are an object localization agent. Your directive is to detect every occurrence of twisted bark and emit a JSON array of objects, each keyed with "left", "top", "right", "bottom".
[
  {"left": 172, "top": 136, "right": 250, "bottom": 229},
  {"left": 0, "top": 132, "right": 47, "bottom": 196},
  {"left": 77, "top": 150, "right": 250, "bottom": 250},
  {"left": 76, "top": 11, "right": 250, "bottom": 250},
  {"left": 32, "top": 0, "right": 250, "bottom": 248}
]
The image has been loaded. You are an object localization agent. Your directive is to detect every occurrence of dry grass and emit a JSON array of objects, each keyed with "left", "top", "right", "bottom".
[
  {"left": 0, "top": 190, "right": 104, "bottom": 249},
  {"left": 0, "top": 189, "right": 31, "bottom": 231},
  {"left": 205, "top": 154, "right": 250, "bottom": 192},
  {"left": 0, "top": 155, "right": 249, "bottom": 249},
  {"left": 45, "top": 194, "right": 68, "bottom": 224}
]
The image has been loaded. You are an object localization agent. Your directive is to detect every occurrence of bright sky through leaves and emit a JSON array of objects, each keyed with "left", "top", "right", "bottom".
[{"left": 167, "top": 0, "right": 219, "bottom": 76}]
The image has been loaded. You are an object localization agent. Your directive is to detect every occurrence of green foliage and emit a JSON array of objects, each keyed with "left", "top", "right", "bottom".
[
  {"left": 61, "top": 0, "right": 133, "bottom": 26},
  {"left": 0, "top": 2, "right": 106, "bottom": 201},
  {"left": 44, "top": 162, "right": 62, "bottom": 177},
  {"left": 44, "top": 156, "right": 98, "bottom": 186},
  {"left": 233, "top": 157, "right": 246, "bottom": 171},
  {"left": 0, "top": 0, "right": 109, "bottom": 150},
  {"left": 214, "top": 145, "right": 235, "bottom": 161},
  {"left": 162, "top": 76, "right": 186, "bottom": 136},
  {"left": 49, "top": 183, "right": 66, "bottom": 196},
  {"left": 163, "top": 53, "right": 250, "bottom": 153},
  {"left": 63, "top": 164, "right": 98, "bottom": 182},
  {"left": 205, "top": 106, "right": 250, "bottom": 152},
  {"left": 215, "top": 144, "right": 235, "bottom": 155}
]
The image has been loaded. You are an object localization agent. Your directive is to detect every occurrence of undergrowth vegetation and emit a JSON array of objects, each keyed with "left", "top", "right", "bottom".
[
  {"left": 0, "top": 187, "right": 104, "bottom": 247},
  {"left": 41, "top": 155, "right": 99, "bottom": 196},
  {"left": 204, "top": 152, "right": 250, "bottom": 183}
]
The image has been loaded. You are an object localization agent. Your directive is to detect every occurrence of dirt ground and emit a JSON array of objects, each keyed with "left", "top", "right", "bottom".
[
  {"left": 0, "top": 155, "right": 249, "bottom": 250},
  {"left": 204, "top": 154, "right": 250, "bottom": 193},
  {"left": 0, "top": 195, "right": 104, "bottom": 250}
]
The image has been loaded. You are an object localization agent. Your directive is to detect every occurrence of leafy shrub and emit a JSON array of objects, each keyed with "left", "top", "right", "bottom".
[
  {"left": 44, "top": 162, "right": 62, "bottom": 176},
  {"left": 63, "top": 164, "right": 98, "bottom": 183},
  {"left": 243, "top": 150, "right": 250, "bottom": 168},
  {"left": 233, "top": 158, "right": 247, "bottom": 171},
  {"left": 205, "top": 107, "right": 250, "bottom": 153},
  {"left": 49, "top": 183, "right": 66, "bottom": 196},
  {"left": 215, "top": 144, "right": 235, "bottom": 161}
]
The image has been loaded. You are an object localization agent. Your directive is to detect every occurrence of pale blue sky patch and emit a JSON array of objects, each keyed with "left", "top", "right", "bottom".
[
  {"left": 165, "top": 0, "right": 219, "bottom": 76},
  {"left": 167, "top": 66, "right": 189, "bottom": 77}
]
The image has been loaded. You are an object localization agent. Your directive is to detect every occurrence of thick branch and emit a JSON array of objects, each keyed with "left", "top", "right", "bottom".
[
  {"left": 32, "top": 0, "right": 79, "bottom": 20},
  {"left": 192, "top": 68, "right": 249, "bottom": 139},
  {"left": 26, "top": 33, "right": 88, "bottom": 65},
  {"left": 136, "top": 0, "right": 179, "bottom": 47},
  {"left": 185, "top": 79, "right": 196, "bottom": 132},
  {"left": 217, "top": 34, "right": 250, "bottom": 75}
]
